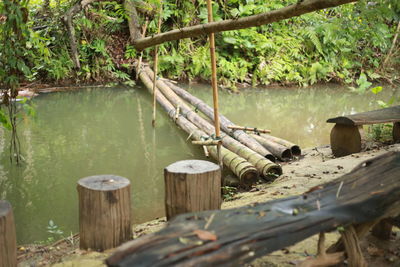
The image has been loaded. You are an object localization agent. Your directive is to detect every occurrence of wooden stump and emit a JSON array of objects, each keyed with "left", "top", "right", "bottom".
[
  {"left": 164, "top": 160, "right": 221, "bottom": 220},
  {"left": 0, "top": 200, "right": 17, "bottom": 267},
  {"left": 372, "top": 218, "right": 393, "bottom": 240},
  {"left": 78, "top": 175, "right": 132, "bottom": 251},
  {"left": 393, "top": 122, "right": 400, "bottom": 143},
  {"left": 330, "top": 124, "right": 364, "bottom": 157}
]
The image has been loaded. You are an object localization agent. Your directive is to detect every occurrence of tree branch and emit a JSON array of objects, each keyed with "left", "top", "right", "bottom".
[{"left": 133, "top": 0, "right": 357, "bottom": 51}]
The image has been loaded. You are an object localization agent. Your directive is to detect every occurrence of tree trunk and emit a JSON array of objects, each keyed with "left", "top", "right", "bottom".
[
  {"left": 164, "top": 160, "right": 221, "bottom": 220},
  {"left": 124, "top": 0, "right": 143, "bottom": 41},
  {"left": 106, "top": 152, "right": 400, "bottom": 267},
  {"left": 139, "top": 69, "right": 258, "bottom": 186},
  {"left": 164, "top": 80, "right": 276, "bottom": 161},
  {"left": 0, "top": 201, "right": 17, "bottom": 267},
  {"left": 62, "top": 0, "right": 100, "bottom": 69},
  {"left": 132, "top": 0, "right": 357, "bottom": 50},
  {"left": 78, "top": 175, "right": 132, "bottom": 251}
]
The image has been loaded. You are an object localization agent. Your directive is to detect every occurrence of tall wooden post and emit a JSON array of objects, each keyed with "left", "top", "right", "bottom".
[
  {"left": 0, "top": 200, "right": 17, "bottom": 267},
  {"left": 164, "top": 160, "right": 221, "bottom": 220},
  {"left": 77, "top": 175, "right": 132, "bottom": 251}
]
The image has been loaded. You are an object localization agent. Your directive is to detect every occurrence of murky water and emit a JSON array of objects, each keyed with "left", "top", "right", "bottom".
[{"left": 0, "top": 84, "right": 398, "bottom": 244}]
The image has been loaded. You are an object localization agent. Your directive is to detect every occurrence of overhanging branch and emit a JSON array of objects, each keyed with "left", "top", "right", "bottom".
[{"left": 133, "top": 0, "right": 357, "bottom": 51}]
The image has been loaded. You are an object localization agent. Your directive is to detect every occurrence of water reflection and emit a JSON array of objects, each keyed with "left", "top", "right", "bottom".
[{"left": 0, "top": 84, "right": 398, "bottom": 244}]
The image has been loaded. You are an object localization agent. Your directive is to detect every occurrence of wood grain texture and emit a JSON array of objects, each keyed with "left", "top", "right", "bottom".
[
  {"left": 107, "top": 152, "right": 400, "bottom": 267},
  {"left": 0, "top": 200, "right": 17, "bottom": 267},
  {"left": 164, "top": 160, "right": 221, "bottom": 220},
  {"left": 78, "top": 175, "right": 132, "bottom": 251},
  {"left": 327, "top": 105, "right": 400, "bottom": 126},
  {"left": 330, "top": 124, "right": 364, "bottom": 157},
  {"left": 393, "top": 122, "right": 400, "bottom": 143}
]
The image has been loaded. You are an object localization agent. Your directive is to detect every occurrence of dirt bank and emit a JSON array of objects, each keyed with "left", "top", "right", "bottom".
[{"left": 18, "top": 144, "right": 400, "bottom": 266}]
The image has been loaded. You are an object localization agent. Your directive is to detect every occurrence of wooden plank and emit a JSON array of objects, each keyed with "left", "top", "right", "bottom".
[
  {"left": 326, "top": 105, "right": 400, "bottom": 126},
  {"left": 106, "top": 152, "right": 400, "bottom": 267}
]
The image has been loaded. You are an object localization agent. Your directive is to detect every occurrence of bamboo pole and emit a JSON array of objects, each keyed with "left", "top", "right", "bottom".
[
  {"left": 206, "top": 0, "right": 222, "bottom": 168},
  {"left": 151, "top": 3, "right": 163, "bottom": 127},
  {"left": 228, "top": 125, "right": 271, "bottom": 134},
  {"left": 135, "top": 18, "right": 149, "bottom": 80},
  {"left": 251, "top": 134, "right": 292, "bottom": 161},
  {"left": 139, "top": 70, "right": 259, "bottom": 185}
]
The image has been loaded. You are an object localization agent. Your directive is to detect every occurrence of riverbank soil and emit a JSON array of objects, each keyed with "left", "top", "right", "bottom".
[{"left": 18, "top": 144, "right": 400, "bottom": 267}]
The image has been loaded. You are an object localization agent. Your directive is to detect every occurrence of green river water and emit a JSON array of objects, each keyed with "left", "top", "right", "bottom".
[{"left": 0, "top": 84, "right": 398, "bottom": 244}]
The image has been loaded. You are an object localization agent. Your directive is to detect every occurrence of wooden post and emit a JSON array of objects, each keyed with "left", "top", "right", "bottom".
[
  {"left": 164, "top": 160, "right": 221, "bottom": 220},
  {"left": 0, "top": 200, "right": 17, "bottom": 267},
  {"left": 77, "top": 175, "right": 132, "bottom": 251},
  {"left": 330, "top": 124, "right": 364, "bottom": 157},
  {"left": 341, "top": 225, "right": 367, "bottom": 267},
  {"left": 371, "top": 218, "right": 393, "bottom": 240},
  {"left": 393, "top": 122, "right": 400, "bottom": 143}
]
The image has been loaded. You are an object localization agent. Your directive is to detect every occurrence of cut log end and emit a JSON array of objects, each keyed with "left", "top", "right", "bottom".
[
  {"left": 281, "top": 149, "right": 292, "bottom": 160},
  {"left": 165, "top": 159, "right": 220, "bottom": 175},
  {"left": 78, "top": 175, "right": 132, "bottom": 251},
  {"left": 0, "top": 200, "right": 17, "bottom": 267},
  {"left": 240, "top": 168, "right": 259, "bottom": 187},
  {"left": 265, "top": 154, "right": 276, "bottom": 162}
]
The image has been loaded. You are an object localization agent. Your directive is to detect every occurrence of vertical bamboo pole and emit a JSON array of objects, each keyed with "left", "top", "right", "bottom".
[
  {"left": 152, "top": 3, "right": 163, "bottom": 127},
  {"left": 206, "top": 0, "right": 222, "bottom": 168}
]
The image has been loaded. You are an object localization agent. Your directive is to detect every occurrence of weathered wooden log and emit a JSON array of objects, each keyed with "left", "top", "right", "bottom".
[
  {"left": 0, "top": 200, "right": 17, "bottom": 267},
  {"left": 251, "top": 134, "right": 292, "bottom": 161},
  {"left": 164, "top": 80, "right": 276, "bottom": 161},
  {"left": 165, "top": 160, "right": 221, "bottom": 220},
  {"left": 141, "top": 69, "right": 281, "bottom": 180},
  {"left": 393, "top": 122, "right": 400, "bottom": 143},
  {"left": 330, "top": 124, "right": 364, "bottom": 157},
  {"left": 139, "top": 70, "right": 258, "bottom": 185},
  {"left": 257, "top": 133, "right": 301, "bottom": 156},
  {"left": 78, "top": 175, "right": 132, "bottom": 251},
  {"left": 106, "top": 152, "right": 400, "bottom": 267}
]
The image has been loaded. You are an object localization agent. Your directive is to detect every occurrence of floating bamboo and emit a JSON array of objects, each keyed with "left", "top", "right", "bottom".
[
  {"left": 139, "top": 69, "right": 258, "bottom": 185},
  {"left": 251, "top": 134, "right": 292, "bottom": 161},
  {"left": 228, "top": 125, "right": 271, "bottom": 134},
  {"left": 166, "top": 81, "right": 276, "bottom": 161},
  {"left": 143, "top": 68, "right": 281, "bottom": 180}
]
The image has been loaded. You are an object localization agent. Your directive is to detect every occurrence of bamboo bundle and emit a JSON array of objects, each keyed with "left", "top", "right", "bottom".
[
  {"left": 139, "top": 70, "right": 258, "bottom": 185},
  {"left": 250, "top": 134, "right": 292, "bottom": 161},
  {"left": 165, "top": 81, "right": 276, "bottom": 161},
  {"left": 142, "top": 68, "right": 281, "bottom": 180}
]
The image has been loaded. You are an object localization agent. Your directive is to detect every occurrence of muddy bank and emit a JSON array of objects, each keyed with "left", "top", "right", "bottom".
[{"left": 18, "top": 144, "right": 400, "bottom": 267}]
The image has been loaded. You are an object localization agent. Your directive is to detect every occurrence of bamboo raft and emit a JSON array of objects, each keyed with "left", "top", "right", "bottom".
[{"left": 137, "top": 64, "right": 302, "bottom": 186}]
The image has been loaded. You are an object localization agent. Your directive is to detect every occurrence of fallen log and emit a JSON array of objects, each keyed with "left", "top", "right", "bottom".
[
  {"left": 164, "top": 80, "right": 276, "bottom": 161},
  {"left": 142, "top": 68, "right": 281, "bottom": 180},
  {"left": 139, "top": 69, "right": 258, "bottom": 185},
  {"left": 250, "top": 133, "right": 292, "bottom": 161},
  {"left": 106, "top": 152, "right": 400, "bottom": 266}
]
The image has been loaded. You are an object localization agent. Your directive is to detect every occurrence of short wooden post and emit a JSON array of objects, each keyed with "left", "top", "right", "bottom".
[
  {"left": 164, "top": 160, "right": 221, "bottom": 220},
  {"left": 341, "top": 225, "right": 367, "bottom": 267},
  {"left": 393, "top": 122, "right": 400, "bottom": 143},
  {"left": 372, "top": 218, "right": 393, "bottom": 240},
  {"left": 78, "top": 175, "right": 132, "bottom": 251},
  {"left": 330, "top": 124, "right": 364, "bottom": 157},
  {"left": 0, "top": 200, "right": 17, "bottom": 267}
]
